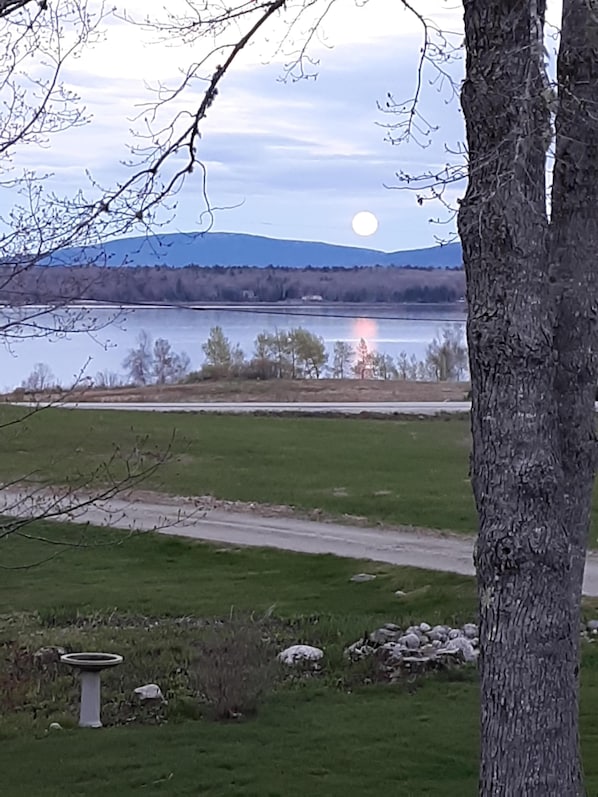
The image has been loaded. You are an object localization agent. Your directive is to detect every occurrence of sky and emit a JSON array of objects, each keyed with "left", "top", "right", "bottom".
[{"left": 3, "top": 1, "right": 479, "bottom": 251}]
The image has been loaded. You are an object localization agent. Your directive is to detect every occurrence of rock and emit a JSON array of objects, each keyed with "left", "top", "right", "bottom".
[
  {"left": 383, "top": 623, "right": 401, "bottom": 632},
  {"left": 428, "top": 625, "right": 449, "bottom": 642},
  {"left": 444, "top": 636, "right": 478, "bottom": 662},
  {"left": 398, "top": 633, "right": 421, "bottom": 650},
  {"left": 462, "top": 623, "right": 478, "bottom": 639},
  {"left": 48, "top": 722, "right": 63, "bottom": 731},
  {"left": 419, "top": 622, "right": 431, "bottom": 633},
  {"left": 379, "top": 642, "right": 404, "bottom": 660},
  {"left": 344, "top": 641, "right": 375, "bottom": 660},
  {"left": 134, "top": 683, "right": 165, "bottom": 701},
  {"left": 448, "top": 628, "right": 463, "bottom": 640},
  {"left": 587, "top": 620, "right": 598, "bottom": 633},
  {"left": 427, "top": 630, "right": 445, "bottom": 642},
  {"left": 278, "top": 644, "right": 324, "bottom": 665},
  {"left": 370, "top": 627, "right": 400, "bottom": 645},
  {"left": 350, "top": 573, "right": 376, "bottom": 583},
  {"left": 34, "top": 646, "right": 67, "bottom": 665}
]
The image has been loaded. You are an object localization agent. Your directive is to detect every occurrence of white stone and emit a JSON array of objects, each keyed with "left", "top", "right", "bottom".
[
  {"left": 448, "top": 629, "right": 463, "bottom": 639},
  {"left": 398, "top": 633, "right": 421, "bottom": 650},
  {"left": 350, "top": 573, "right": 376, "bottom": 583},
  {"left": 462, "top": 623, "right": 478, "bottom": 639},
  {"left": 419, "top": 622, "right": 431, "bottom": 633},
  {"left": 48, "top": 722, "right": 63, "bottom": 731},
  {"left": 134, "top": 683, "right": 165, "bottom": 701},
  {"left": 445, "top": 636, "right": 478, "bottom": 662},
  {"left": 278, "top": 645, "right": 324, "bottom": 665}
]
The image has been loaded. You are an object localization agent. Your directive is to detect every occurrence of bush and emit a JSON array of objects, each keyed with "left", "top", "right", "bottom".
[
  {"left": 190, "top": 364, "right": 235, "bottom": 381},
  {"left": 188, "top": 617, "right": 280, "bottom": 720}
]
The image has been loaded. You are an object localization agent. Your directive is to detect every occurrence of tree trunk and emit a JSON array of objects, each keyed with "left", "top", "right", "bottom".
[
  {"left": 550, "top": 0, "right": 598, "bottom": 614},
  {"left": 549, "top": 1, "right": 598, "bottom": 782},
  {"left": 458, "top": 1, "right": 583, "bottom": 793}
]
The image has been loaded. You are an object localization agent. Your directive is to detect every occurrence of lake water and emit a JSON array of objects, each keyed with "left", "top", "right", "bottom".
[{"left": 0, "top": 303, "right": 467, "bottom": 390}]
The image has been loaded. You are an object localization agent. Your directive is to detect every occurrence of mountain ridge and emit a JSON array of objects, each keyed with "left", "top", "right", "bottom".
[{"left": 52, "top": 231, "right": 463, "bottom": 270}]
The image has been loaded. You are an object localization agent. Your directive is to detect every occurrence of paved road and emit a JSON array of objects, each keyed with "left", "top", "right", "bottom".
[
  {"left": 4, "top": 489, "right": 598, "bottom": 596},
  {"left": 14, "top": 400, "right": 472, "bottom": 415}
]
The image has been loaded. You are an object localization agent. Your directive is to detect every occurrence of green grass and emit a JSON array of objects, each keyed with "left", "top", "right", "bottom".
[
  {"left": 1, "top": 406, "right": 598, "bottom": 541},
  {"left": 3, "top": 525, "right": 598, "bottom": 795},
  {"left": 2, "top": 685, "right": 481, "bottom": 797},
  {"left": 0, "top": 406, "right": 477, "bottom": 531},
  {"left": 0, "top": 521, "right": 477, "bottom": 620}
]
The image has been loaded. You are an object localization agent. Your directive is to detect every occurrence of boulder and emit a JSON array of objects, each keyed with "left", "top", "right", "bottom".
[
  {"left": 398, "top": 633, "right": 421, "bottom": 650},
  {"left": 428, "top": 625, "right": 449, "bottom": 640},
  {"left": 134, "top": 683, "right": 165, "bottom": 701},
  {"left": 279, "top": 644, "right": 324, "bottom": 665},
  {"left": 345, "top": 641, "right": 375, "bottom": 660},
  {"left": 462, "top": 623, "right": 478, "bottom": 639},
  {"left": 443, "top": 636, "right": 478, "bottom": 662},
  {"left": 369, "top": 627, "right": 400, "bottom": 645}
]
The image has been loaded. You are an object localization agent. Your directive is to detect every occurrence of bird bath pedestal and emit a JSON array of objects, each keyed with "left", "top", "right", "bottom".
[{"left": 61, "top": 652, "right": 123, "bottom": 728}]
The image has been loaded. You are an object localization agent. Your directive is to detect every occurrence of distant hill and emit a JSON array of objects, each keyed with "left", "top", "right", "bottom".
[{"left": 50, "top": 231, "right": 463, "bottom": 270}]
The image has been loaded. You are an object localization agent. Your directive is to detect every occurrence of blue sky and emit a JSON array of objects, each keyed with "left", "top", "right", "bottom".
[{"left": 5, "top": 1, "right": 472, "bottom": 251}]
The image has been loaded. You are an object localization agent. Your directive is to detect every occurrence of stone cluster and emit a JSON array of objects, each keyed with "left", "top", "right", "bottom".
[{"left": 345, "top": 621, "right": 480, "bottom": 677}]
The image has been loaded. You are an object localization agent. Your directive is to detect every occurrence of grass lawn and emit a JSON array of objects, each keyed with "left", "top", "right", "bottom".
[
  {"left": 2, "top": 405, "right": 598, "bottom": 542},
  {"left": 0, "top": 405, "right": 476, "bottom": 532},
  {"left": 3, "top": 524, "right": 598, "bottom": 795}
]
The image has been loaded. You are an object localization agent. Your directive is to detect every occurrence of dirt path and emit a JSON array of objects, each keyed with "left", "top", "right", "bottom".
[{"left": 3, "top": 487, "right": 598, "bottom": 596}]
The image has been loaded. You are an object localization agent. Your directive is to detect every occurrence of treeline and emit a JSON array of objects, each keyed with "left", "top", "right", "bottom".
[
  {"left": 0, "top": 264, "right": 465, "bottom": 305},
  {"left": 17, "top": 325, "right": 469, "bottom": 393},
  {"left": 109, "top": 325, "right": 467, "bottom": 388}
]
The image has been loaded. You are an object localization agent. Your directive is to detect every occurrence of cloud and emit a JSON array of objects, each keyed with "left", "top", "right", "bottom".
[{"left": 0, "top": 0, "right": 466, "bottom": 251}]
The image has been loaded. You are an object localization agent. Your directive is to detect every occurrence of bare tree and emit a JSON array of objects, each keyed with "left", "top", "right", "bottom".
[
  {"left": 395, "top": 350, "right": 419, "bottom": 381},
  {"left": 153, "top": 337, "right": 190, "bottom": 384},
  {"left": 424, "top": 326, "right": 468, "bottom": 382},
  {"left": 370, "top": 352, "right": 397, "bottom": 381},
  {"left": 122, "top": 330, "right": 154, "bottom": 386},
  {"left": 94, "top": 369, "right": 123, "bottom": 389},
  {"left": 0, "top": 0, "right": 290, "bottom": 571},
  {"left": 332, "top": 340, "right": 354, "bottom": 378},
  {"left": 20, "top": 362, "right": 56, "bottom": 392},
  {"left": 352, "top": 338, "right": 373, "bottom": 380}
]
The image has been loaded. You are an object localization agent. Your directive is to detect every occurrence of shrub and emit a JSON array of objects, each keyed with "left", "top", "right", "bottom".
[{"left": 188, "top": 617, "right": 280, "bottom": 720}]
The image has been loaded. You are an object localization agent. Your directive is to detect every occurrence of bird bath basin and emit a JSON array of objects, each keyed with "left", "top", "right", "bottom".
[{"left": 61, "top": 652, "right": 123, "bottom": 728}]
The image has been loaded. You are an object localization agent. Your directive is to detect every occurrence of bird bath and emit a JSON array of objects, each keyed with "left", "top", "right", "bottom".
[{"left": 61, "top": 652, "right": 123, "bottom": 728}]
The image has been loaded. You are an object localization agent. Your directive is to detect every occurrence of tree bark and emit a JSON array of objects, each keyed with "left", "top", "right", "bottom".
[
  {"left": 550, "top": 0, "right": 598, "bottom": 614},
  {"left": 549, "top": 2, "right": 598, "bottom": 785},
  {"left": 458, "top": 1, "right": 584, "bottom": 793}
]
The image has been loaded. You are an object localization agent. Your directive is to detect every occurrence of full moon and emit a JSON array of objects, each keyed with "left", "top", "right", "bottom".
[{"left": 351, "top": 211, "right": 379, "bottom": 237}]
